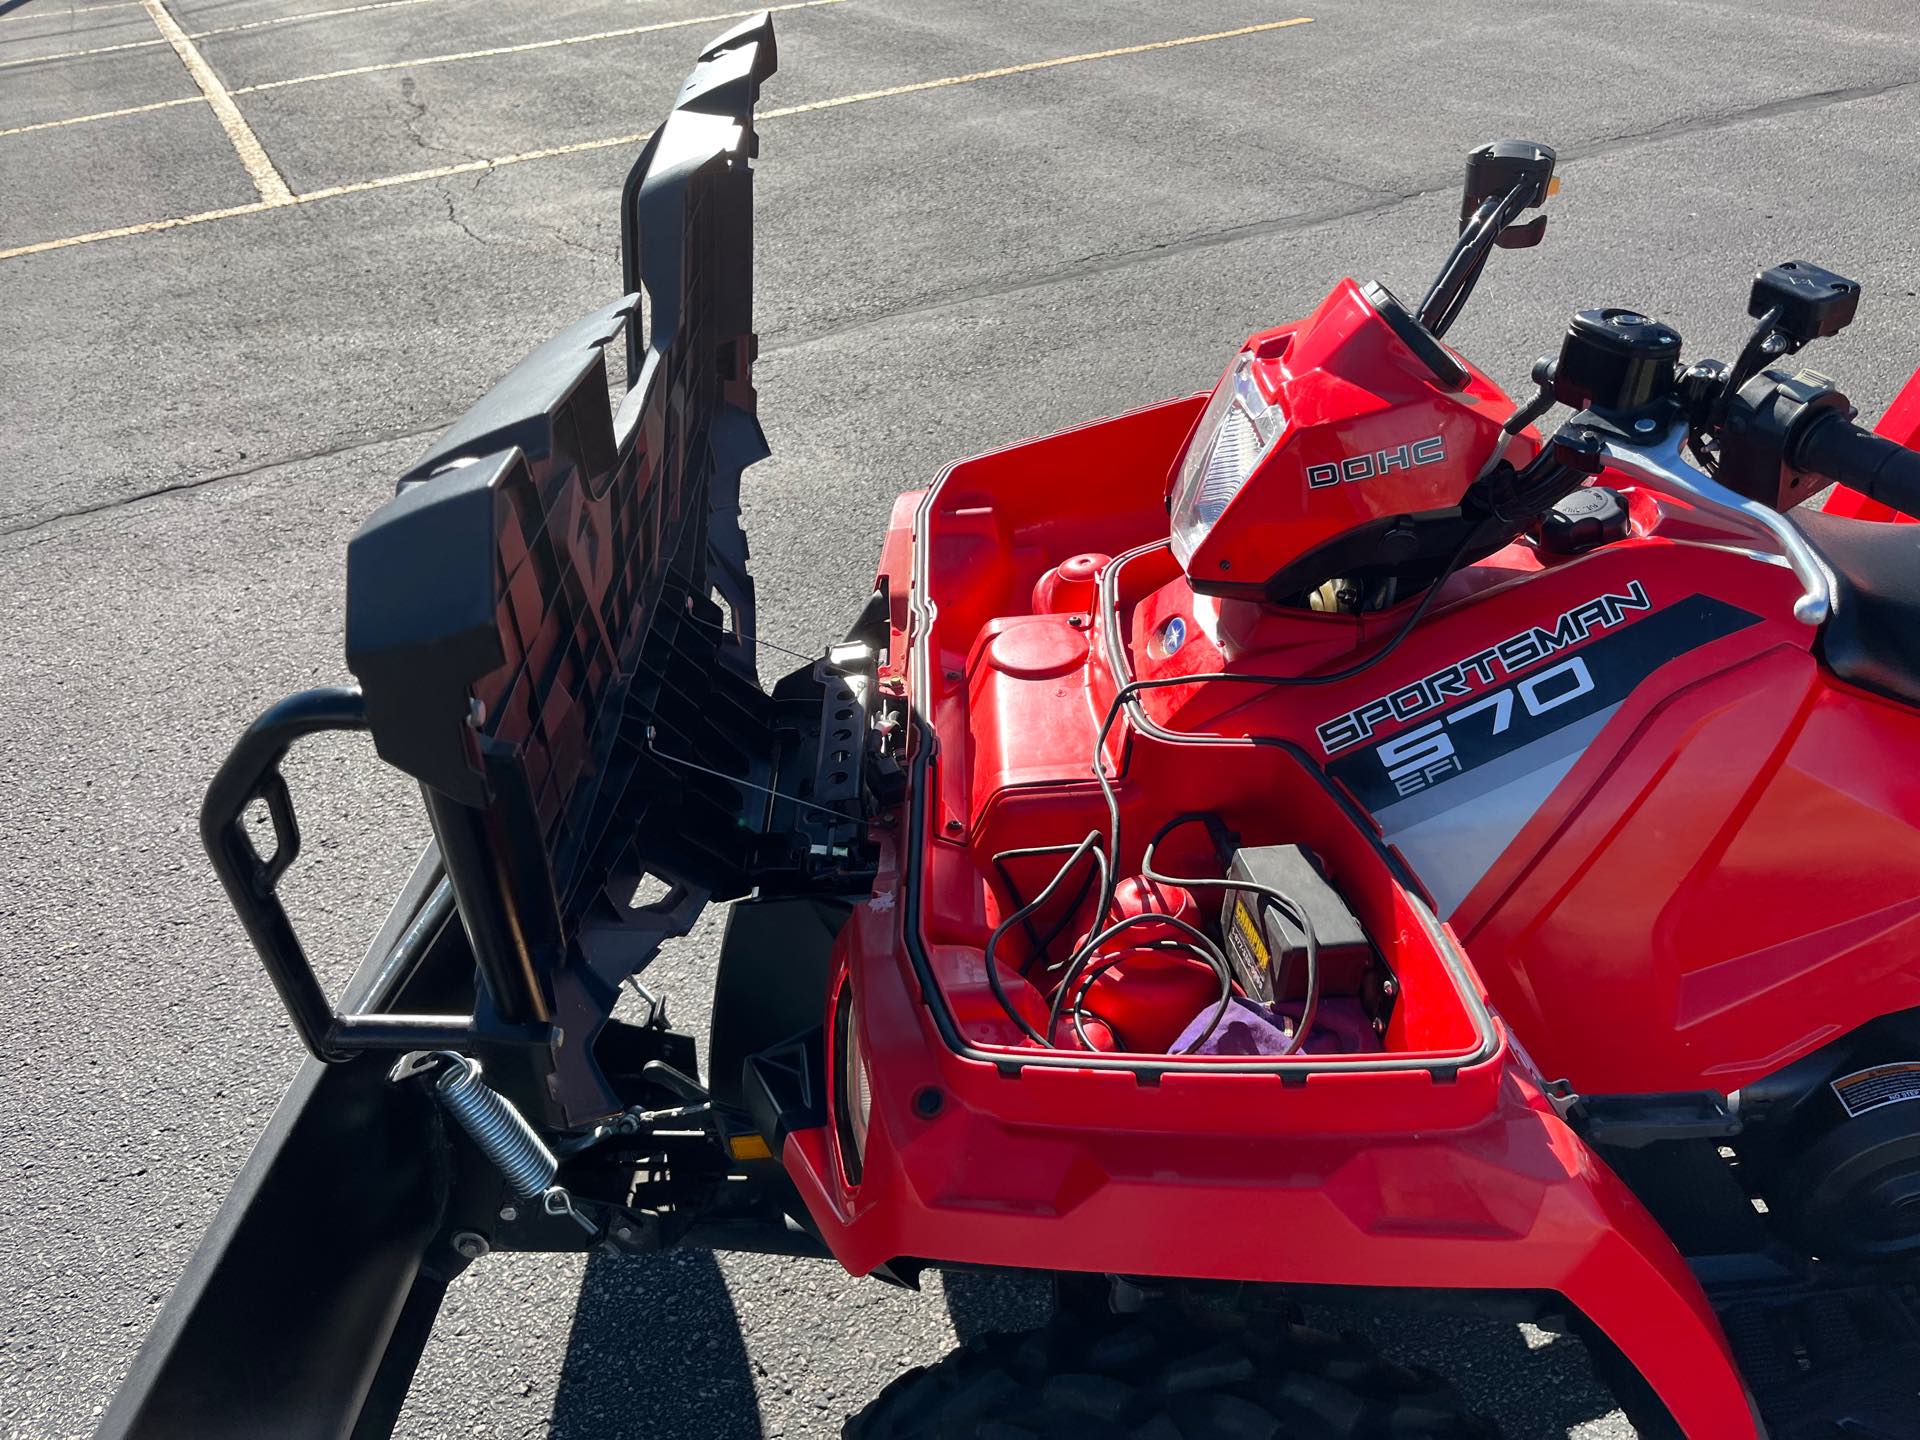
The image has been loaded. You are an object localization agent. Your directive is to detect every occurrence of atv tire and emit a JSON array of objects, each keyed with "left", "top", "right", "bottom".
[{"left": 844, "top": 1300, "right": 1502, "bottom": 1440}]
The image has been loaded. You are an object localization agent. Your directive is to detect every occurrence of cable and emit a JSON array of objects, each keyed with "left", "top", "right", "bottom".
[
  {"left": 1060, "top": 940, "right": 1216, "bottom": 1051},
  {"left": 980, "top": 832, "right": 1108, "bottom": 1047},
  {"left": 1418, "top": 195, "right": 1505, "bottom": 337},
  {"left": 1692, "top": 304, "right": 1798, "bottom": 476},
  {"left": 992, "top": 842, "right": 1101, "bottom": 977},
  {"left": 1047, "top": 909, "right": 1236, "bottom": 1054},
  {"left": 1140, "top": 814, "right": 1320, "bottom": 1055},
  {"left": 684, "top": 607, "right": 830, "bottom": 665},
  {"left": 973, "top": 529, "right": 1481, "bottom": 1059}
]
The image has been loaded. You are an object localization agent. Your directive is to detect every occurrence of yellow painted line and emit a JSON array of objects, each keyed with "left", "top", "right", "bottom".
[
  {"left": 0, "top": 198, "right": 276, "bottom": 259},
  {"left": 1, "top": 0, "right": 839, "bottom": 130},
  {"left": 0, "top": 94, "right": 202, "bottom": 140},
  {"left": 755, "top": 18, "right": 1316, "bottom": 120},
  {"left": 197, "top": 0, "right": 453, "bottom": 41},
  {"left": 140, "top": 0, "right": 293, "bottom": 204},
  {"left": 0, "top": 31, "right": 165, "bottom": 66},
  {"left": 227, "top": 0, "right": 843, "bottom": 97},
  {"left": 295, "top": 130, "right": 656, "bottom": 201},
  {"left": 0, "top": 17, "right": 1315, "bottom": 263},
  {"left": 0, "top": 0, "right": 448, "bottom": 70}
]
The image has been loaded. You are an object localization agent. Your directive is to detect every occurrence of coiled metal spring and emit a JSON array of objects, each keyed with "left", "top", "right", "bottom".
[{"left": 430, "top": 1052, "right": 558, "bottom": 1200}]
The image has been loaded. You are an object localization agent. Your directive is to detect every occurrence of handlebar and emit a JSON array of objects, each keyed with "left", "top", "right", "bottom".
[
  {"left": 1397, "top": 207, "right": 1911, "bottom": 620},
  {"left": 1792, "top": 410, "right": 1920, "bottom": 521},
  {"left": 1510, "top": 276, "right": 1920, "bottom": 628},
  {"left": 1595, "top": 427, "right": 1837, "bottom": 626}
]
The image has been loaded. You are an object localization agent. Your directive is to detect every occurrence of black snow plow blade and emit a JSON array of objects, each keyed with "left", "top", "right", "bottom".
[{"left": 95, "top": 14, "right": 840, "bottom": 1438}]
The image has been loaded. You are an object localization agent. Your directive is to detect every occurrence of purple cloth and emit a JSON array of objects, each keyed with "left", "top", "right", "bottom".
[{"left": 1171, "top": 997, "right": 1381, "bottom": 1056}]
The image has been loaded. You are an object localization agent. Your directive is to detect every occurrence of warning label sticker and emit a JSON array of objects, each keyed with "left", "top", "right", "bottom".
[
  {"left": 1231, "top": 900, "right": 1271, "bottom": 973},
  {"left": 1223, "top": 898, "right": 1274, "bottom": 1003},
  {"left": 1830, "top": 1062, "right": 1920, "bottom": 1118}
]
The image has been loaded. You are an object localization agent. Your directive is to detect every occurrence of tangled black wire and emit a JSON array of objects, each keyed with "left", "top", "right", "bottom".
[{"left": 977, "top": 533, "right": 1479, "bottom": 1057}]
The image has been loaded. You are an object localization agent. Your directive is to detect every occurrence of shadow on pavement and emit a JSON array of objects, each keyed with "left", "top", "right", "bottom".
[
  {"left": 942, "top": 1268, "right": 1625, "bottom": 1436},
  {"left": 548, "top": 1257, "right": 1623, "bottom": 1437},
  {"left": 552, "top": 1248, "right": 765, "bottom": 1440},
  {"left": 942, "top": 1267, "right": 1055, "bottom": 1343},
  {"left": 1315, "top": 1305, "right": 1627, "bottom": 1437}
]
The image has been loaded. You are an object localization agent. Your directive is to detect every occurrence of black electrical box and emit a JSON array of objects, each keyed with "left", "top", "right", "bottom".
[
  {"left": 1217, "top": 844, "right": 1374, "bottom": 1004},
  {"left": 1748, "top": 260, "right": 1860, "bottom": 344}
]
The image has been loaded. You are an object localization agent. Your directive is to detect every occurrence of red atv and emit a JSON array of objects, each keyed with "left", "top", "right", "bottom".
[{"left": 101, "top": 15, "right": 1920, "bottom": 1440}]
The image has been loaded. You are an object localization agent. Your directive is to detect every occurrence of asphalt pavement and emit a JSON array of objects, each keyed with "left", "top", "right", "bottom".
[{"left": 6, "top": 0, "right": 1920, "bottom": 1435}]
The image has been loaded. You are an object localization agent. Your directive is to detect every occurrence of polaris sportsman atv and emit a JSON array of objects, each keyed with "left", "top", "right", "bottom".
[{"left": 100, "top": 14, "right": 1920, "bottom": 1440}]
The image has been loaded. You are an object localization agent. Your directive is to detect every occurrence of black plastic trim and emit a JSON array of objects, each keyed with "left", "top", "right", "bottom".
[
  {"left": 709, "top": 895, "right": 851, "bottom": 1112},
  {"left": 744, "top": 1026, "right": 828, "bottom": 1156},
  {"left": 1362, "top": 279, "right": 1468, "bottom": 390}
]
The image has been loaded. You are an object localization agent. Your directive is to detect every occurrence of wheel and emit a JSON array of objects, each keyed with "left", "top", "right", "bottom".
[{"left": 844, "top": 1297, "right": 1503, "bottom": 1440}]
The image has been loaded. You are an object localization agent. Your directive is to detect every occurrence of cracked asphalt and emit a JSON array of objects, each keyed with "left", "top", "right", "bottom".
[{"left": 6, "top": 1, "right": 1920, "bottom": 1436}]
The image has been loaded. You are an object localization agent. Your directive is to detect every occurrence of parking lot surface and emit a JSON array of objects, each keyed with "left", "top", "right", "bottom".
[{"left": 7, "top": 1, "right": 1920, "bottom": 1435}]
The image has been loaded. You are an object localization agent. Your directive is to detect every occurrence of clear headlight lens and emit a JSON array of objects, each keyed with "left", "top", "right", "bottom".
[
  {"left": 834, "top": 980, "right": 871, "bottom": 1182},
  {"left": 846, "top": 999, "right": 872, "bottom": 1157},
  {"left": 1168, "top": 351, "right": 1284, "bottom": 566}
]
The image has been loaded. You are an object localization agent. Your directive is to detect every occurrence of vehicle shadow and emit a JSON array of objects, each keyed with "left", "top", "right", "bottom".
[
  {"left": 548, "top": 1257, "right": 1620, "bottom": 1437},
  {"left": 943, "top": 1270, "right": 1622, "bottom": 1437},
  {"left": 942, "top": 1267, "right": 1055, "bottom": 1342},
  {"left": 1310, "top": 1304, "right": 1626, "bottom": 1437},
  {"left": 550, "top": 1248, "right": 765, "bottom": 1440}
]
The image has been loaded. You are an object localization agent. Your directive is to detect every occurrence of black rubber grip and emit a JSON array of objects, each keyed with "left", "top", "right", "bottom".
[{"left": 1792, "top": 412, "right": 1920, "bottom": 520}]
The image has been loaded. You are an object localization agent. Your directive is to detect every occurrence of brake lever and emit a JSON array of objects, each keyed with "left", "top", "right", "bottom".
[{"left": 1596, "top": 425, "right": 1834, "bottom": 626}]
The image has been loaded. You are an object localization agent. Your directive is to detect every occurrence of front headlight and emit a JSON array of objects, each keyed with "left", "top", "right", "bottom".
[{"left": 1168, "top": 351, "right": 1284, "bottom": 566}]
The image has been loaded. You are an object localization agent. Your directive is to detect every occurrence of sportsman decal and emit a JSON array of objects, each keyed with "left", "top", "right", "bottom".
[
  {"left": 1317, "top": 582, "right": 1654, "bottom": 754},
  {"left": 1322, "top": 592, "right": 1763, "bottom": 915}
]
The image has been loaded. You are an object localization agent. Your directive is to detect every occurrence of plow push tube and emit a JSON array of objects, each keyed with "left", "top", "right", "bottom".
[{"left": 99, "top": 15, "right": 780, "bottom": 1438}]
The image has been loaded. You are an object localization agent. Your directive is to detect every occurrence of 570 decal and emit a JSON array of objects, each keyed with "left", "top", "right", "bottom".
[
  {"left": 1377, "top": 656, "right": 1594, "bottom": 797},
  {"left": 1324, "top": 593, "right": 1763, "bottom": 815}
]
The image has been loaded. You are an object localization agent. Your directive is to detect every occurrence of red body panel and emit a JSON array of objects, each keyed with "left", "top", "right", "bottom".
[
  {"left": 1454, "top": 644, "right": 1920, "bottom": 1092},
  {"left": 781, "top": 357, "right": 1920, "bottom": 1438},
  {"left": 1127, "top": 521, "right": 1920, "bottom": 1095},
  {"left": 1175, "top": 280, "right": 1525, "bottom": 594}
]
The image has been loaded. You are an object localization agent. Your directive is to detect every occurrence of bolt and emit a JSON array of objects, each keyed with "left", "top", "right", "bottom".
[
  {"left": 499, "top": 1205, "right": 519, "bottom": 1223},
  {"left": 912, "top": 1087, "right": 945, "bottom": 1119},
  {"left": 452, "top": 1230, "right": 490, "bottom": 1260},
  {"left": 1633, "top": 417, "right": 1658, "bottom": 434},
  {"left": 612, "top": 1225, "right": 636, "bottom": 1245},
  {"left": 944, "top": 670, "right": 963, "bottom": 683},
  {"left": 945, "top": 819, "right": 964, "bottom": 835}
]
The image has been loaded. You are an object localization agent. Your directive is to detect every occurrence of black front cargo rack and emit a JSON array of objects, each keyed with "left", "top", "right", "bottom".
[{"left": 199, "top": 12, "right": 883, "bottom": 1128}]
